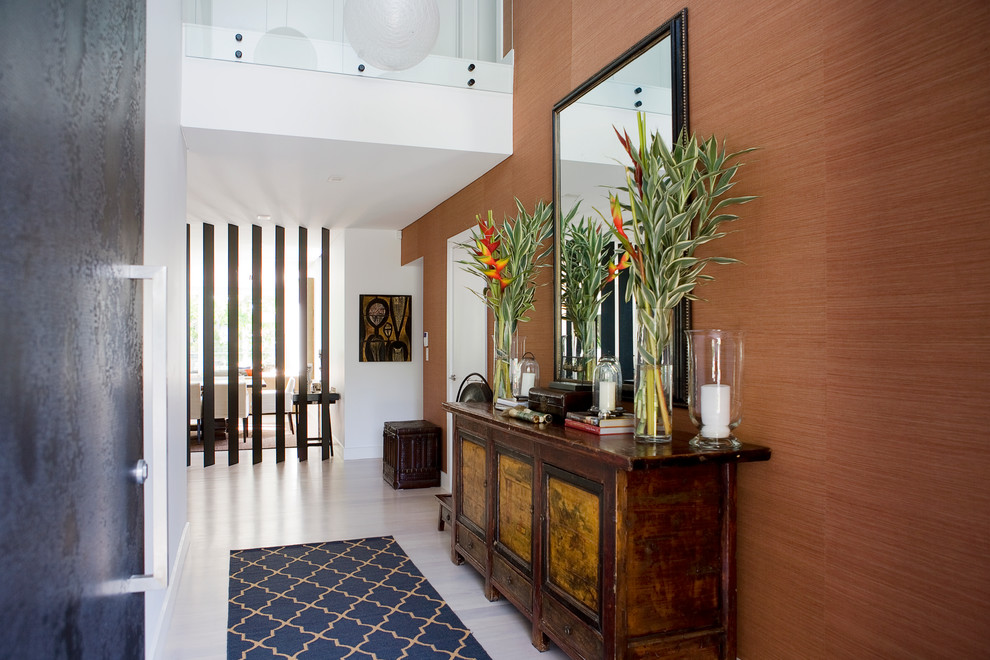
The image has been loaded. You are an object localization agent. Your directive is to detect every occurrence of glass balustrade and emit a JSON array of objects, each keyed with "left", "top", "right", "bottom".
[{"left": 183, "top": 0, "right": 512, "bottom": 93}]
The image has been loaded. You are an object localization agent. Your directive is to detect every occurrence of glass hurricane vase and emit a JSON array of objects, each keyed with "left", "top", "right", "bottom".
[{"left": 686, "top": 329, "right": 744, "bottom": 450}]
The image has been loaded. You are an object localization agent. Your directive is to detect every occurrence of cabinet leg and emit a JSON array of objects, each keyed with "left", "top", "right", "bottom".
[
  {"left": 484, "top": 581, "right": 501, "bottom": 602},
  {"left": 531, "top": 629, "right": 551, "bottom": 652}
]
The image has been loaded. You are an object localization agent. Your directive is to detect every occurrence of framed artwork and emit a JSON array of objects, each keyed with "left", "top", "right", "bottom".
[{"left": 359, "top": 294, "right": 412, "bottom": 362}]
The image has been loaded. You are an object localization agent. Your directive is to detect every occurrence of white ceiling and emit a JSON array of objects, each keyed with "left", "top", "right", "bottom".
[{"left": 183, "top": 125, "right": 509, "bottom": 234}]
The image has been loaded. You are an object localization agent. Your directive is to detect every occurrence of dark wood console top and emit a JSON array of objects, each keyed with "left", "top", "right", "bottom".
[{"left": 442, "top": 401, "right": 771, "bottom": 470}]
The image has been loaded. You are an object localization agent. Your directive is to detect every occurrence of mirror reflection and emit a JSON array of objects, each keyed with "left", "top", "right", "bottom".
[{"left": 553, "top": 11, "right": 688, "bottom": 402}]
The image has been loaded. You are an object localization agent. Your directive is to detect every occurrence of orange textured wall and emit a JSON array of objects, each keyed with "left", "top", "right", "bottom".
[{"left": 401, "top": 0, "right": 990, "bottom": 656}]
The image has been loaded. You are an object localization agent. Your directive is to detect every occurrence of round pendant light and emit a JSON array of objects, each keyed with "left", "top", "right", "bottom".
[{"left": 343, "top": 0, "right": 440, "bottom": 72}]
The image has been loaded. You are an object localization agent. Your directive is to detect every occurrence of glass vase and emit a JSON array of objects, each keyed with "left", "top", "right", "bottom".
[
  {"left": 634, "top": 320, "right": 673, "bottom": 443},
  {"left": 686, "top": 329, "right": 744, "bottom": 450},
  {"left": 492, "top": 318, "right": 515, "bottom": 409},
  {"left": 575, "top": 318, "right": 598, "bottom": 381}
]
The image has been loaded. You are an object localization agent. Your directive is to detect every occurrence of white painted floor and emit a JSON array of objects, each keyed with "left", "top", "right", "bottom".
[{"left": 159, "top": 449, "right": 569, "bottom": 660}]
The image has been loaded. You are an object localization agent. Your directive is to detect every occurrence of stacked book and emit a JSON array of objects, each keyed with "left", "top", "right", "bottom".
[
  {"left": 495, "top": 396, "right": 528, "bottom": 411},
  {"left": 564, "top": 411, "right": 635, "bottom": 435}
]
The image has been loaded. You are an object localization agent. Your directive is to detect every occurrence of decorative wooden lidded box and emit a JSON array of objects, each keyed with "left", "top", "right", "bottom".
[{"left": 382, "top": 420, "right": 442, "bottom": 489}]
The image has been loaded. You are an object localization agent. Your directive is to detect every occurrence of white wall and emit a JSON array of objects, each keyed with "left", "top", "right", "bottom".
[
  {"left": 145, "top": 0, "right": 189, "bottom": 657},
  {"left": 181, "top": 55, "right": 511, "bottom": 154},
  {"left": 330, "top": 229, "right": 424, "bottom": 459}
]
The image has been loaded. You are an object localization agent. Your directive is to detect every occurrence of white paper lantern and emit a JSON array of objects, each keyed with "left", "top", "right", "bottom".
[{"left": 343, "top": 0, "right": 440, "bottom": 72}]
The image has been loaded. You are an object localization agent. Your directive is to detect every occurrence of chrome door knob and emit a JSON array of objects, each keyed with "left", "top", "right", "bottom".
[{"left": 131, "top": 459, "right": 149, "bottom": 485}]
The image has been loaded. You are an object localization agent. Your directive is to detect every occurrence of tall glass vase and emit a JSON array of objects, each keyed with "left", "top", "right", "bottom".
[
  {"left": 492, "top": 315, "right": 515, "bottom": 408},
  {"left": 634, "top": 310, "right": 674, "bottom": 443},
  {"left": 575, "top": 318, "right": 598, "bottom": 382}
]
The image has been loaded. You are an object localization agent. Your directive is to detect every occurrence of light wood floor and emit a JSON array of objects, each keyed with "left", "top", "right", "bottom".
[{"left": 159, "top": 449, "right": 569, "bottom": 660}]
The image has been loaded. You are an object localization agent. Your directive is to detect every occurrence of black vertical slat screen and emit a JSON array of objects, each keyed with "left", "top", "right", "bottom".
[
  {"left": 275, "top": 225, "right": 286, "bottom": 463},
  {"left": 618, "top": 267, "right": 634, "bottom": 382},
  {"left": 251, "top": 224, "right": 263, "bottom": 464},
  {"left": 202, "top": 223, "right": 215, "bottom": 467},
  {"left": 600, "top": 243, "right": 616, "bottom": 360},
  {"left": 321, "top": 228, "right": 331, "bottom": 459},
  {"left": 186, "top": 224, "right": 192, "bottom": 466},
  {"left": 297, "top": 227, "right": 308, "bottom": 461},
  {"left": 227, "top": 224, "right": 239, "bottom": 465},
  {"left": 191, "top": 221, "right": 337, "bottom": 465}
]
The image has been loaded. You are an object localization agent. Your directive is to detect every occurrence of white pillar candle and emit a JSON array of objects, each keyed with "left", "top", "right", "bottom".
[
  {"left": 599, "top": 381, "right": 616, "bottom": 412},
  {"left": 520, "top": 372, "right": 536, "bottom": 395},
  {"left": 700, "top": 384, "right": 731, "bottom": 438}
]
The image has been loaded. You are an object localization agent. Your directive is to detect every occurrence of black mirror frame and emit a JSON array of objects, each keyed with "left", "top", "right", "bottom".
[{"left": 551, "top": 8, "right": 690, "bottom": 405}]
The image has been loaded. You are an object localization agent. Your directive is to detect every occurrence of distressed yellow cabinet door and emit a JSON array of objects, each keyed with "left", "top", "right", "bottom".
[
  {"left": 545, "top": 471, "right": 601, "bottom": 614},
  {"left": 496, "top": 451, "right": 533, "bottom": 566},
  {"left": 458, "top": 433, "right": 487, "bottom": 531}
]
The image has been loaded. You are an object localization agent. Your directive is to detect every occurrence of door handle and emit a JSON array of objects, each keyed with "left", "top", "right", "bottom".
[
  {"left": 131, "top": 459, "right": 149, "bottom": 485},
  {"left": 122, "top": 265, "right": 169, "bottom": 593}
]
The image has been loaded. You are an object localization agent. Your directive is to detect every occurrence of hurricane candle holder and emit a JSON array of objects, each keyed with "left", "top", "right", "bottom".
[
  {"left": 592, "top": 355, "right": 622, "bottom": 415},
  {"left": 686, "top": 329, "right": 744, "bottom": 450},
  {"left": 517, "top": 352, "right": 539, "bottom": 398}
]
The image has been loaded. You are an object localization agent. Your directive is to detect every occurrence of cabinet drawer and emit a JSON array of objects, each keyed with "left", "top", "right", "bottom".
[
  {"left": 456, "top": 523, "right": 487, "bottom": 570},
  {"left": 491, "top": 554, "right": 532, "bottom": 614},
  {"left": 542, "top": 594, "right": 603, "bottom": 660}
]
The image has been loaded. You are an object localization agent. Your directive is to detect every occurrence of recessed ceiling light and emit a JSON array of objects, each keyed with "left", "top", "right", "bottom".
[
  {"left": 327, "top": 175, "right": 344, "bottom": 183},
  {"left": 257, "top": 214, "right": 271, "bottom": 221}
]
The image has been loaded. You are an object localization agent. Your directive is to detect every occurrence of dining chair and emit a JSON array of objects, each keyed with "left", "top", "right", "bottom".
[{"left": 260, "top": 374, "right": 296, "bottom": 433}]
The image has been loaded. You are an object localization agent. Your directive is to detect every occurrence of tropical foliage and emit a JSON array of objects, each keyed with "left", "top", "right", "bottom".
[
  {"left": 608, "top": 112, "right": 756, "bottom": 438},
  {"left": 461, "top": 198, "right": 554, "bottom": 399},
  {"left": 559, "top": 206, "right": 628, "bottom": 379}
]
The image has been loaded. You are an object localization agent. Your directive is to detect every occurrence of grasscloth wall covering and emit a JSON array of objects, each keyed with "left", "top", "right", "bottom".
[{"left": 401, "top": 0, "right": 990, "bottom": 657}]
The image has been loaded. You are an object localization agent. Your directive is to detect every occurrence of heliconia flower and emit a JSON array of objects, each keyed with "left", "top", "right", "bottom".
[
  {"left": 476, "top": 214, "right": 501, "bottom": 254},
  {"left": 610, "top": 195, "right": 629, "bottom": 241},
  {"left": 474, "top": 239, "right": 497, "bottom": 266},
  {"left": 483, "top": 257, "right": 510, "bottom": 281},
  {"left": 618, "top": 251, "right": 630, "bottom": 269},
  {"left": 613, "top": 126, "right": 643, "bottom": 192},
  {"left": 605, "top": 251, "right": 631, "bottom": 283}
]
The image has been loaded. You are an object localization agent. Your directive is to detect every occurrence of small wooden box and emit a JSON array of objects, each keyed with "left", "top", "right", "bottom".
[
  {"left": 527, "top": 387, "right": 593, "bottom": 421},
  {"left": 383, "top": 420, "right": 441, "bottom": 489}
]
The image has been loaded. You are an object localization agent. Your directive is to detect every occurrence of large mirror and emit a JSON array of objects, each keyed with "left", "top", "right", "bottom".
[{"left": 552, "top": 9, "right": 688, "bottom": 403}]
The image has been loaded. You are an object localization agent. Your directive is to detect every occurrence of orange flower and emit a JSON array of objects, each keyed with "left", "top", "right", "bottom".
[
  {"left": 483, "top": 257, "right": 511, "bottom": 289},
  {"left": 610, "top": 195, "right": 629, "bottom": 242},
  {"left": 473, "top": 239, "right": 497, "bottom": 267},
  {"left": 606, "top": 251, "right": 631, "bottom": 283},
  {"left": 476, "top": 213, "right": 500, "bottom": 254}
]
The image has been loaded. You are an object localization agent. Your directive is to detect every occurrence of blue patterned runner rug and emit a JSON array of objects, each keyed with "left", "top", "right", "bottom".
[{"left": 228, "top": 536, "right": 492, "bottom": 659}]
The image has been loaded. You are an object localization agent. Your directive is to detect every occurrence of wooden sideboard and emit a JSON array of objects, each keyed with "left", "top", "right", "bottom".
[{"left": 442, "top": 401, "right": 771, "bottom": 660}]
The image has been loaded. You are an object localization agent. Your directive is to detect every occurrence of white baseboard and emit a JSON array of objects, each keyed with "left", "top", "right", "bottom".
[
  {"left": 147, "top": 522, "right": 191, "bottom": 660},
  {"left": 341, "top": 444, "right": 383, "bottom": 461}
]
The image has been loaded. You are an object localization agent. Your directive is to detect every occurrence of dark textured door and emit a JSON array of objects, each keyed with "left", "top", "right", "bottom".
[{"left": 0, "top": 0, "right": 147, "bottom": 656}]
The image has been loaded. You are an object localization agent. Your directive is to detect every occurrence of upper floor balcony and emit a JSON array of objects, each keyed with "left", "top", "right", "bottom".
[{"left": 181, "top": 0, "right": 514, "bottom": 230}]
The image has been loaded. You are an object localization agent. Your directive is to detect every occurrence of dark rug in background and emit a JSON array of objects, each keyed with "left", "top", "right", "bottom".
[
  {"left": 227, "top": 536, "right": 491, "bottom": 660},
  {"left": 190, "top": 421, "right": 297, "bottom": 452}
]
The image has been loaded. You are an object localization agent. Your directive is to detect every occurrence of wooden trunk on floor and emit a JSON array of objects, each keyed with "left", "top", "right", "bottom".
[{"left": 382, "top": 420, "right": 442, "bottom": 489}]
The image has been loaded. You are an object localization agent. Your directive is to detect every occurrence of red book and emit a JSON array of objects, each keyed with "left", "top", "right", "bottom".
[{"left": 564, "top": 418, "right": 635, "bottom": 435}]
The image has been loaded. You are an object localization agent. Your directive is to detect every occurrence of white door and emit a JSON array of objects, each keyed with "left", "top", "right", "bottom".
[{"left": 444, "top": 227, "right": 487, "bottom": 490}]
